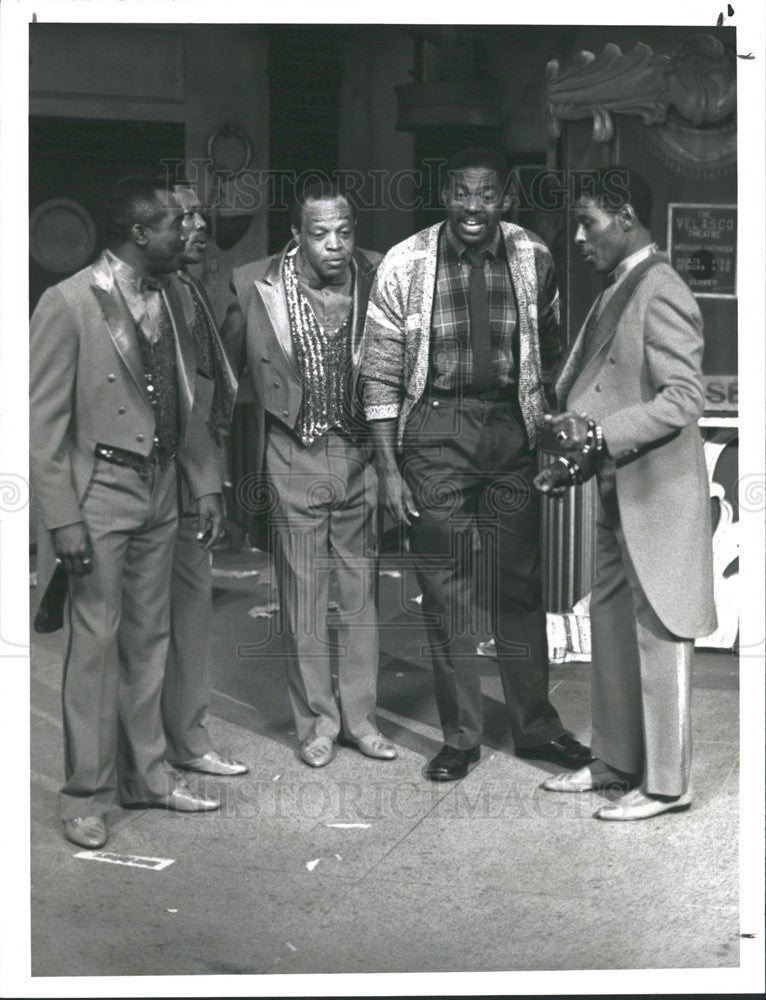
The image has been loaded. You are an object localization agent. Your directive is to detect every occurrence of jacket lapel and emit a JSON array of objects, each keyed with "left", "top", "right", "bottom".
[
  {"left": 350, "top": 250, "right": 376, "bottom": 367},
  {"left": 559, "top": 252, "right": 667, "bottom": 405},
  {"left": 163, "top": 277, "right": 196, "bottom": 429},
  {"left": 90, "top": 254, "right": 151, "bottom": 404},
  {"left": 254, "top": 247, "right": 299, "bottom": 376},
  {"left": 177, "top": 271, "right": 239, "bottom": 419}
]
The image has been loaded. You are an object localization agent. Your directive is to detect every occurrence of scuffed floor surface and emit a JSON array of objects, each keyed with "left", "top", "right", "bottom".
[{"left": 30, "top": 546, "right": 740, "bottom": 976}]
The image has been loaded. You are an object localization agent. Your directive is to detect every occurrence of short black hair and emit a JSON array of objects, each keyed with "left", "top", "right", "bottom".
[
  {"left": 290, "top": 180, "right": 356, "bottom": 231},
  {"left": 571, "top": 167, "right": 653, "bottom": 228},
  {"left": 445, "top": 147, "right": 511, "bottom": 187},
  {"left": 107, "top": 175, "right": 176, "bottom": 246}
]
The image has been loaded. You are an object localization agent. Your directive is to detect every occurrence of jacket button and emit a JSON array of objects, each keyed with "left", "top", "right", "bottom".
[
  {"left": 262, "top": 356, "right": 270, "bottom": 363},
  {"left": 282, "top": 409, "right": 289, "bottom": 417},
  {"left": 432, "top": 400, "right": 440, "bottom": 408},
  {"left": 136, "top": 433, "right": 145, "bottom": 443},
  {"left": 118, "top": 406, "right": 126, "bottom": 415},
  {"left": 273, "top": 380, "right": 281, "bottom": 389},
  {"left": 107, "top": 374, "right": 116, "bottom": 382},
  {"left": 609, "top": 356, "right": 616, "bottom": 364},
  {"left": 595, "top": 384, "right": 602, "bottom": 392}
]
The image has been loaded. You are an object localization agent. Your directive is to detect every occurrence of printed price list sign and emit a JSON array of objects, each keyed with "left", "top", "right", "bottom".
[{"left": 668, "top": 204, "right": 736, "bottom": 298}]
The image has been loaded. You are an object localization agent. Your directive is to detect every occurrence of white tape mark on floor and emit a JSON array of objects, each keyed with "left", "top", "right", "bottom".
[
  {"left": 305, "top": 858, "right": 320, "bottom": 871},
  {"left": 74, "top": 850, "right": 175, "bottom": 871},
  {"left": 325, "top": 823, "right": 370, "bottom": 829}
]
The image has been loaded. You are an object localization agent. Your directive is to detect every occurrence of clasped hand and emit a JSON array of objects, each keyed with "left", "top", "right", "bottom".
[{"left": 533, "top": 412, "right": 597, "bottom": 499}]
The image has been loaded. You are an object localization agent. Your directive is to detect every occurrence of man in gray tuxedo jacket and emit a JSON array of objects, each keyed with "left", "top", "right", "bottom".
[
  {"left": 222, "top": 181, "right": 395, "bottom": 769},
  {"left": 535, "top": 167, "right": 716, "bottom": 820},
  {"left": 160, "top": 183, "right": 249, "bottom": 779},
  {"left": 30, "top": 177, "right": 225, "bottom": 849}
]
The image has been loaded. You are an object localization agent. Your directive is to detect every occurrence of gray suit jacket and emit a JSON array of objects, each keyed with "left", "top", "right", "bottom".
[
  {"left": 559, "top": 254, "right": 716, "bottom": 638},
  {"left": 30, "top": 252, "right": 221, "bottom": 599},
  {"left": 221, "top": 244, "right": 380, "bottom": 542}
]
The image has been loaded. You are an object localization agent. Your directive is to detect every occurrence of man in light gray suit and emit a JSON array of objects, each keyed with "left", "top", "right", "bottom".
[
  {"left": 223, "top": 181, "right": 395, "bottom": 769},
  {"left": 161, "top": 183, "right": 248, "bottom": 778},
  {"left": 535, "top": 167, "right": 716, "bottom": 820},
  {"left": 31, "top": 177, "right": 225, "bottom": 849}
]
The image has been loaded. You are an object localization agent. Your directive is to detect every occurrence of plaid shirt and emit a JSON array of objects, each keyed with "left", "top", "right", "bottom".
[{"left": 429, "top": 223, "right": 559, "bottom": 391}]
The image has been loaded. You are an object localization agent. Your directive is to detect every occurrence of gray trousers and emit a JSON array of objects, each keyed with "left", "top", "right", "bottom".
[
  {"left": 265, "top": 423, "right": 380, "bottom": 743},
  {"left": 60, "top": 459, "right": 178, "bottom": 821},
  {"left": 162, "top": 510, "right": 214, "bottom": 764},
  {"left": 590, "top": 467, "right": 693, "bottom": 797}
]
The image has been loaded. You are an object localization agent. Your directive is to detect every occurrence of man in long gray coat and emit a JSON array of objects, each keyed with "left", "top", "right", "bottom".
[{"left": 536, "top": 167, "right": 716, "bottom": 820}]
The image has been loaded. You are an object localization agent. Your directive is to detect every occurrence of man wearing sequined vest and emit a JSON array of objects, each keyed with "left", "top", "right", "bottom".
[
  {"left": 361, "top": 148, "right": 592, "bottom": 781},
  {"left": 223, "top": 181, "right": 396, "bottom": 768}
]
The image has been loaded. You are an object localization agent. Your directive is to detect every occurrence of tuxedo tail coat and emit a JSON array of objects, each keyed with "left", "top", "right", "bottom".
[{"left": 560, "top": 256, "right": 716, "bottom": 639}]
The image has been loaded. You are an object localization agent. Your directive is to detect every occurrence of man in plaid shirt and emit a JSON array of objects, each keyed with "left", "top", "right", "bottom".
[{"left": 361, "top": 147, "right": 591, "bottom": 781}]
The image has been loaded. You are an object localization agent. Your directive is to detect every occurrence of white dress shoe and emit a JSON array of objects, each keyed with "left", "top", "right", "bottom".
[
  {"left": 153, "top": 781, "right": 221, "bottom": 812},
  {"left": 174, "top": 750, "right": 249, "bottom": 777},
  {"left": 300, "top": 736, "right": 336, "bottom": 768},
  {"left": 356, "top": 733, "right": 397, "bottom": 760},
  {"left": 541, "top": 760, "right": 635, "bottom": 793},
  {"left": 595, "top": 786, "right": 692, "bottom": 821},
  {"left": 64, "top": 816, "right": 108, "bottom": 849}
]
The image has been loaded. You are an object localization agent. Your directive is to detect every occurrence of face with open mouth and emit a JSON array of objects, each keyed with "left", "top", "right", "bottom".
[
  {"left": 573, "top": 197, "right": 629, "bottom": 275},
  {"left": 175, "top": 185, "right": 209, "bottom": 265},
  {"left": 442, "top": 167, "right": 510, "bottom": 252}
]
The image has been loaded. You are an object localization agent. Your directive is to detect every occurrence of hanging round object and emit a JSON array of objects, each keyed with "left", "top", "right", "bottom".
[
  {"left": 206, "top": 124, "right": 253, "bottom": 179},
  {"left": 30, "top": 198, "right": 97, "bottom": 274}
]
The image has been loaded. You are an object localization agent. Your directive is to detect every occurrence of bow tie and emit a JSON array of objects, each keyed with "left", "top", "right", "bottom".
[{"left": 138, "top": 274, "right": 171, "bottom": 294}]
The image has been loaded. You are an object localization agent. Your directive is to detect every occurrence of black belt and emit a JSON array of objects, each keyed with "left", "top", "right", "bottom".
[
  {"left": 428, "top": 384, "right": 517, "bottom": 402},
  {"left": 95, "top": 443, "right": 167, "bottom": 477}
]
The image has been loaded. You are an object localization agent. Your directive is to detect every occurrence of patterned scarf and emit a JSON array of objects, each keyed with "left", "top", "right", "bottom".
[{"left": 283, "top": 252, "right": 353, "bottom": 446}]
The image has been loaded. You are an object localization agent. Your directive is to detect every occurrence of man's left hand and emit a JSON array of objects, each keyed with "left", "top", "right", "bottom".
[
  {"left": 195, "top": 493, "right": 225, "bottom": 550},
  {"left": 542, "top": 411, "right": 591, "bottom": 452}
]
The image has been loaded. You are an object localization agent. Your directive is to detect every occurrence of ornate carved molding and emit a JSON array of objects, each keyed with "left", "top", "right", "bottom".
[{"left": 546, "top": 34, "right": 736, "bottom": 143}]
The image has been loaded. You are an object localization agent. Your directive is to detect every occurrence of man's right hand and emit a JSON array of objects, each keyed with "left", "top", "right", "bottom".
[
  {"left": 51, "top": 522, "right": 93, "bottom": 576},
  {"left": 369, "top": 417, "right": 420, "bottom": 527},
  {"left": 379, "top": 468, "right": 420, "bottom": 527}
]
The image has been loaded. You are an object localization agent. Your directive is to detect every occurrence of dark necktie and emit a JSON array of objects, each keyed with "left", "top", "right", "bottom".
[{"left": 465, "top": 249, "right": 492, "bottom": 392}]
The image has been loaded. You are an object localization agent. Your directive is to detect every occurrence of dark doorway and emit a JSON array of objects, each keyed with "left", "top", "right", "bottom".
[
  {"left": 29, "top": 116, "right": 185, "bottom": 311},
  {"left": 265, "top": 26, "right": 343, "bottom": 253}
]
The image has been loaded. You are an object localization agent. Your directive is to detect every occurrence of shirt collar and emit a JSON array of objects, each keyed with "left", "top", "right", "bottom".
[
  {"left": 607, "top": 242, "right": 659, "bottom": 287},
  {"left": 106, "top": 249, "right": 169, "bottom": 294},
  {"left": 443, "top": 222, "right": 502, "bottom": 264}
]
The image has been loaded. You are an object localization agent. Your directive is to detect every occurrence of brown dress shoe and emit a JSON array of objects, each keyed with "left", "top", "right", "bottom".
[{"left": 64, "top": 816, "right": 108, "bottom": 849}]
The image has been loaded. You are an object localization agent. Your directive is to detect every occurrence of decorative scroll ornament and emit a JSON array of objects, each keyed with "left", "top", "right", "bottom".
[{"left": 546, "top": 35, "right": 736, "bottom": 143}]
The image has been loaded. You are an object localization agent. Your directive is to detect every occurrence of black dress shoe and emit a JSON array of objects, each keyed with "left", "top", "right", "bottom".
[
  {"left": 515, "top": 733, "right": 594, "bottom": 770},
  {"left": 424, "top": 744, "right": 481, "bottom": 781}
]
